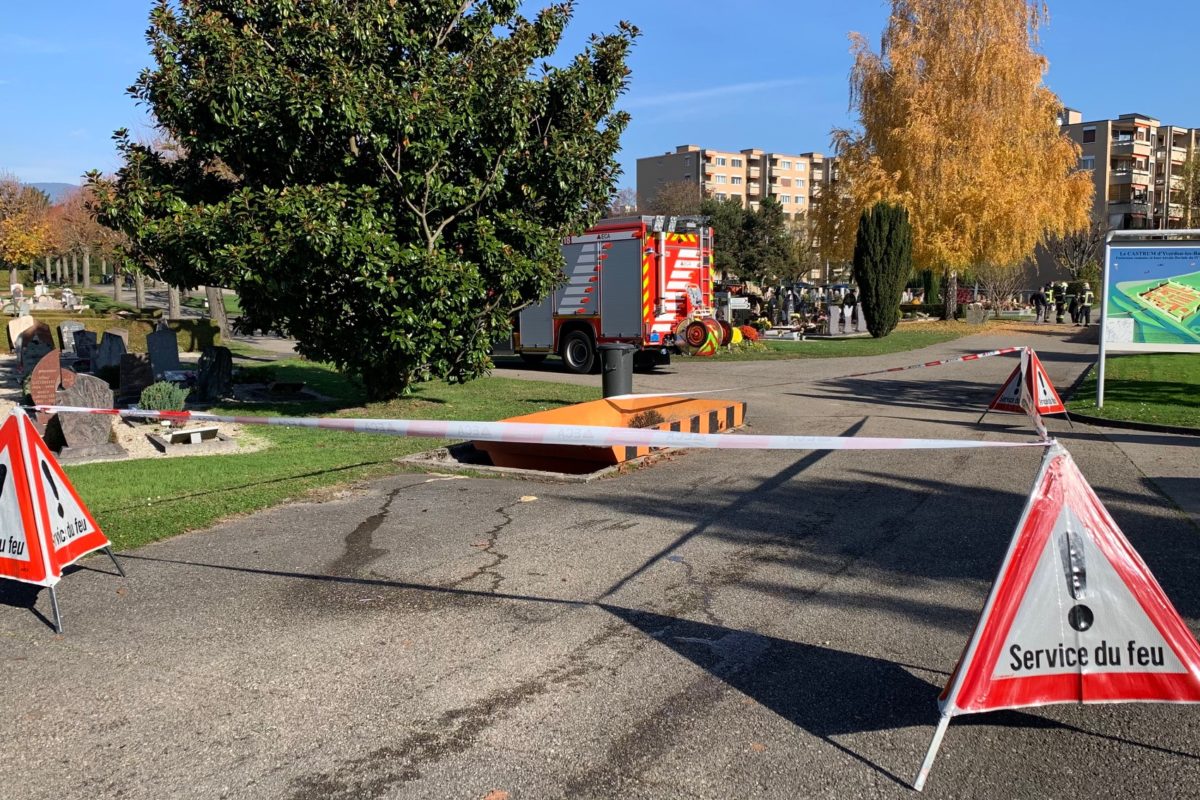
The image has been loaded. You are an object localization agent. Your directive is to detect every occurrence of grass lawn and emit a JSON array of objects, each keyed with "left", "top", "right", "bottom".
[
  {"left": 712, "top": 320, "right": 999, "bottom": 361},
  {"left": 183, "top": 292, "right": 243, "bottom": 316},
  {"left": 1067, "top": 353, "right": 1199, "bottom": 429},
  {"left": 66, "top": 360, "right": 598, "bottom": 551}
]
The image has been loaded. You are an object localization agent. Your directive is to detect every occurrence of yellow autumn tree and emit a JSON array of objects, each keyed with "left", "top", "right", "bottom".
[
  {"left": 0, "top": 173, "right": 50, "bottom": 284},
  {"left": 833, "top": 0, "right": 1093, "bottom": 317}
]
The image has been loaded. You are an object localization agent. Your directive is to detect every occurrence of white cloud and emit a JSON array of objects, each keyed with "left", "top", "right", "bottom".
[
  {"left": 0, "top": 35, "right": 67, "bottom": 54},
  {"left": 623, "top": 78, "right": 813, "bottom": 110}
]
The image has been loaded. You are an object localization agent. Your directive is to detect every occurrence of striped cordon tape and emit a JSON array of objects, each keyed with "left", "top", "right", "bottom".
[
  {"left": 606, "top": 347, "right": 1027, "bottom": 401},
  {"left": 30, "top": 406, "right": 1051, "bottom": 452}
]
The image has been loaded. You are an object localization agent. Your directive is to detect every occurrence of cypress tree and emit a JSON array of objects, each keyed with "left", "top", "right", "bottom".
[{"left": 851, "top": 201, "right": 913, "bottom": 338}]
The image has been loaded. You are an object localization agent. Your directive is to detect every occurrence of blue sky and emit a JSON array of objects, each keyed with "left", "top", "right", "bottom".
[{"left": 3, "top": 1, "right": 1199, "bottom": 186}]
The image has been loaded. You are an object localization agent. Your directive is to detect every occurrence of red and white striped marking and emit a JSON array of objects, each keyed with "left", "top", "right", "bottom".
[{"left": 30, "top": 406, "right": 1051, "bottom": 453}]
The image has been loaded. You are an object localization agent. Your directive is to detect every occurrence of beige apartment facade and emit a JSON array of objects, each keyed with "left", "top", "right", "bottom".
[
  {"left": 1060, "top": 108, "right": 1200, "bottom": 230},
  {"left": 637, "top": 145, "right": 830, "bottom": 217}
]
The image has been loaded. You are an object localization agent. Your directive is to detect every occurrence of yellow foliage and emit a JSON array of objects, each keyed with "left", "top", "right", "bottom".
[
  {"left": 0, "top": 176, "right": 50, "bottom": 267},
  {"left": 833, "top": 0, "right": 1093, "bottom": 271}
]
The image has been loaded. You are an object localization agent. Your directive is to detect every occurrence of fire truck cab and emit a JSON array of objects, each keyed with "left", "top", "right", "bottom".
[{"left": 513, "top": 215, "right": 715, "bottom": 373}]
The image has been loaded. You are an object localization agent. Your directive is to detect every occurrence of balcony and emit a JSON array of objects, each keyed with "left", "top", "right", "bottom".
[
  {"left": 1110, "top": 169, "right": 1150, "bottom": 185},
  {"left": 1109, "top": 200, "right": 1151, "bottom": 216},
  {"left": 1169, "top": 203, "right": 1184, "bottom": 218},
  {"left": 812, "top": 171, "right": 824, "bottom": 181},
  {"left": 1110, "top": 138, "right": 1151, "bottom": 155},
  {"left": 746, "top": 182, "right": 761, "bottom": 196},
  {"left": 748, "top": 167, "right": 760, "bottom": 179}
]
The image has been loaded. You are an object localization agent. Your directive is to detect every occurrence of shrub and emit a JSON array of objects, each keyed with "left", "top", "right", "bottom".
[
  {"left": 739, "top": 325, "right": 759, "bottom": 342},
  {"left": 139, "top": 381, "right": 190, "bottom": 411}
]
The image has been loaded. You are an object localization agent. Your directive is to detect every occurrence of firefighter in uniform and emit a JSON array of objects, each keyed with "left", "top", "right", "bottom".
[
  {"left": 1080, "top": 283, "right": 1095, "bottom": 326},
  {"left": 1054, "top": 281, "right": 1067, "bottom": 323},
  {"left": 1043, "top": 283, "right": 1055, "bottom": 324}
]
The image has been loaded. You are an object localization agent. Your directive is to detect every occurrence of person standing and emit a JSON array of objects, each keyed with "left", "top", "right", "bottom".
[
  {"left": 1068, "top": 292, "right": 1079, "bottom": 325},
  {"left": 1080, "top": 282, "right": 1095, "bottom": 326},
  {"left": 1055, "top": 281, "right": 1067, "bottom": 323},
  {"left": 1032, "top": 286, "right": 1047, "bottom": 323}
]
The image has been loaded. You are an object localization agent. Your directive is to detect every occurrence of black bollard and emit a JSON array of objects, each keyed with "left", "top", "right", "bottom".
[{"left": 598, "top": 343, "right": 636, "bottom": 398}]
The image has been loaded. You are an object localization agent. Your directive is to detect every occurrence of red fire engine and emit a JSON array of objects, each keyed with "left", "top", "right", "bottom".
[{"left": 512, "top": 215, "right": 715, "bottom": 373}]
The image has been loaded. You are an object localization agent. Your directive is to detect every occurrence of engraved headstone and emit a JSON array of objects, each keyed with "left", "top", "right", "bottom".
[
  {"left": 146, "top": 327, "right": 182, "bottom": 377},
  {"left": 195, "top": 346, "right": 234, "bottom": 402},
  {"left": 854, "top": 303, "right": 869, "bottom": 333},
  {"left": 53, "top": 373, "right": 124, "bottom": 462},
  {"left": 58, "top": 321, "right": 85, "bottom": 354},
  {"left": 119, "top": 353, "right": 155, "bottom": 401},
  {"left": 95, "top": 330, "right": 128, "bottom": 371},
  {"left": 825, "top": 305, "right": 843, "bottom": 336},
  {"left": 19, "top": 323, "right": 55, "bottom": 372},
  {"left": 29, "top": 349, "right": 62, "bottom": 426},
  {"left": 6, "top": 314, "right": 35, "bottom": 352}
]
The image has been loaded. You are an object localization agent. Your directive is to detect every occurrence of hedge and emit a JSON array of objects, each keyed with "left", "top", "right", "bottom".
[{"left": 26, "top": 313, "right": 221, "bottom": 353}]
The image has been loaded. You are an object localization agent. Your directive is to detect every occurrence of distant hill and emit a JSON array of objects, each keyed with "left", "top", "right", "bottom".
[{"left": 27, "top": 182, "right": 78, "bottom": 204}]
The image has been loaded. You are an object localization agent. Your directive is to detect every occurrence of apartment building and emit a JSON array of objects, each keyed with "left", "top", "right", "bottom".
[
  {"left": 636, "top": 145, "right": 831, "bottom": 216},
  {"left": 1060, "top": 108, "right": 1199, "bottom": 230}
]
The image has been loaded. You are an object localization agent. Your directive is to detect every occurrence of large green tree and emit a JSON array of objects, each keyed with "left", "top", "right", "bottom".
[
  {"left": 851, "top": 202, "right": 912, "bottom": 337},
  {"left": 90, "top": 0, "right": 637, "bottom": 398},
  {"left": 698, "top": 195, "right": 745, "bottom": 279},
  {"left": 739, "top": 197, "right": 795, "bottom": 282}
]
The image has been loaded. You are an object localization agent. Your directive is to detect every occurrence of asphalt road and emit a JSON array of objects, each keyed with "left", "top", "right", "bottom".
[{"left": 2, "top": 324, "right": 1199, "bottom": 799}]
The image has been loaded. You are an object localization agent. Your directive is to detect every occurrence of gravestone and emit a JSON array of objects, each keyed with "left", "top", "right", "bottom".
[
  {"left": 966, "top": 305, "right": 989, "bottom": 325},
  {"left": 73, "top": 330, "right": 98, "bottom": 371},
  {"left": 58, "top": 321, "right": 85, "bottom": 354},
  {"left": 53, "top": 373, "right": 124, "bottom": 463},
  {"left": 95, "top": 331, "right": 128, "bottom": 371},
  {"left": 825, "top": 306, "right": 843, "bottom": 336},
  {"left": 29, "top": 350, "right": 62, "bottom": 427},
  {"left": 854, "top": 303, "right": 869, "bottom": 334},
  {"left": 7, "top": 315, "right": 35, "bottom": 352},
  {"left": 19, "top": 324, "right": 56, "bottom": 372},
  {"left": 146, "top": 328, "right": 182, "bottom": 377},
  {"left": 16, "top": 301, "right": 30, "bottom": 316},
  {"left": 60, "top": 367, "right": 77, "bottom": 391},
  {"left": 106, "top": 327, "right": 130, "bottom": 347},
  {"left": 118, "top": 353, "right": 155, "bottom": 403},
  {"left": 195, "top": 346, "right": 233, "bottom": 402}
]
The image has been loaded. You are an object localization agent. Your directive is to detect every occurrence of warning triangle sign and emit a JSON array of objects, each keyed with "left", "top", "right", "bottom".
[
  {"left": 985, "top": 349, "right": 1066, "bottom": 416},
  {"left": 21, "top": 413, "right": 109, "bottom": 578},
  {"left": 0, "top": 414, "right": 50, "bottom": 585},
  {"left": 941, "top": 444, "right": 1200, "bottom": 715},
  {"left": 915, "top": 444, "right": 1200, "bottom": 790},
  {"left": 0, "top": 408, "right": 110, "bottom": 588}
]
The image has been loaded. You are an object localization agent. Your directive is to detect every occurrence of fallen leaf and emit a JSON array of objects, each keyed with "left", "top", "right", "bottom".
[
  {"left": 482, "top": 791, "right": 510, "bottom": 800},
  {"left": 519, "top": 495, "right": 537, "bottom": 502},
  {"left": 471, "top": 541, "right": 490, "bottom": 548},
  {"left": 750, "top": 742, "right": 767, "bottom": 753}
]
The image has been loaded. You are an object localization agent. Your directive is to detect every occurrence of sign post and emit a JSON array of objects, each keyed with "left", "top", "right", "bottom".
[{"left": 1100, "top": 230, "right": 1200, "bottom": 407}]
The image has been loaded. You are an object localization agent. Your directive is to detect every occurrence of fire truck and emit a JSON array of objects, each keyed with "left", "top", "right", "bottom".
[{"left": 512, "top": 215, "right": 715, "bottom": 373}]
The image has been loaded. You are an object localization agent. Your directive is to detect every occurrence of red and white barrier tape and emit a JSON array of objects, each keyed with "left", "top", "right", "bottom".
[
  {"left": 30, "top": 406, "right": 1051, "bottom": 452},
  {"left": 606, "top": 346, "right": 1026, "bottom": 401}
]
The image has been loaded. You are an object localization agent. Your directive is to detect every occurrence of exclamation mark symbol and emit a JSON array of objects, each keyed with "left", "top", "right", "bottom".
[
  {"left": 0, "top": 464, "right": 7, "bottom": 499},
  {"left": 41, "top": 461, "right": 63, "bottom": 518}
]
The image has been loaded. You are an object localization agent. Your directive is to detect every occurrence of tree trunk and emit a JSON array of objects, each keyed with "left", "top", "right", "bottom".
[
  {"left": 43, "top": 254, "right": 51, "bottom": 283},
  {"left": 204, "top": 285, "right": 229, "bottom": 337},
  {"left": 112, "top": 264, "right": 122, "bottom": 303},
  {"left": 70, "top": 252, "right": 78, "bottom": 285},
  {"left": 54, "top": 257, "right": 62, "bottom": 283},
  {"left": 134, "top": 272, "right": 146, "bottom": 309},
  {"left": 942, "top": 269, "right": 959, "bottom": 320},
  {"left": 8, "top": 267, "right": 15, "bottom": 287},
  {"left": 82, "top": 251, "right": 91, "bottom": 289},
  {"left": 167, "top": 286, "right": 181, "bottom": 320}
]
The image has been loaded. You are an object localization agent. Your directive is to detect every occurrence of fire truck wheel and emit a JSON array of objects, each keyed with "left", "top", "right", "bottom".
[
  {"left": 518, "top": 353, "right": 547, "bottom": 366},
  {"left": 560, "top": 329, "right": 596, "bottom": 374}
]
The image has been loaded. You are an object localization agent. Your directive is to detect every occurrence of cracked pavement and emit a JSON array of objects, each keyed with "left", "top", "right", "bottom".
[{"left": 2, "top": 326, "right": 1199, "bottom": 799}]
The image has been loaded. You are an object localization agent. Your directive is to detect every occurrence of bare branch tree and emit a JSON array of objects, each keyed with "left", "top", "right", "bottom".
[{"left": 1045, "top": 218, "right": 1106, "bottom": 280}]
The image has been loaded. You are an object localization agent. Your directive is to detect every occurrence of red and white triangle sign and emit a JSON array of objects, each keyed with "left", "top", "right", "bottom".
[
  {"left": 986, "top": 349, "right": 1065, "bottom": 416},
  {"left": 915, "top": 443, "right": 1200, "bottom": 789},
  {"left": 0, "top": 408, "right": 110, "bottom": 587}
]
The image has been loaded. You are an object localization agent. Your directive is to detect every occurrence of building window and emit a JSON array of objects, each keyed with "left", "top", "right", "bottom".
[
  {"left": 683, "top": 173, "right": 691, "bottom": 180},
  {"left": 716, "top": 156, "right": 727, "bottom": 166},
  {"left": 779, "top": 177, "right": 791, "bottom": 187},
  {"left": 731, "top": 158, "right": 743, "bottom": 167},
  {"left": 796, "top": 162, "right": 805, "bottom": 172},
  {"left": 716, "top": 192, "right": 727, "bottom": 200},
  {"left": 780, "top": 195, "right": 791, "bottom": 204},
  {"left": 1080, "top": 156, "right": 1095, "bottom": 171},
  {"left": 781, "top": 160, "right": 792, "bottom": 169},
  {"left": 795, "top": 179, "right": 805, "bottom": 188},
  {"left": 731, "top": 176, "right": 743, "bottom": 185},
  {"left": 1082, "top": 127, "right": 1096, "bottom": 143},
  {"left": 796, "top": 196, "right": 805, "bottom": 205},
  {"left": 715, "top": 174, "right": 727, "bottom": 183}
]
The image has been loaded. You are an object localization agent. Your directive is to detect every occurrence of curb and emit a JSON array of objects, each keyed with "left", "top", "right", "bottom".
[{"left": 1065, "top": 360, "right": 1199, "bottom": 438}]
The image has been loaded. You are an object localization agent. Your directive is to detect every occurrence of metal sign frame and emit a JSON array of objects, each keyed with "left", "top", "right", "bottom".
[{"left": 1099, "top": 229, "right": 1200, "bottom": 407}]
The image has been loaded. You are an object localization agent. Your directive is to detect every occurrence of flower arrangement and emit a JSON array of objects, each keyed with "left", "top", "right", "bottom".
[{"left": 739, "top": 324, "right": 759, "bottom": 342}]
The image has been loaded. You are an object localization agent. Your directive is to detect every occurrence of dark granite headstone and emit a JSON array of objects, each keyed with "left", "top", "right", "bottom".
[
  {"left": 19, "top": 324, "right": 56, "bottom": 372},
  {"left": 73, "top": 330, "right": 98, "bottom": 371},
  {"left": 95, "top": 331, "right": 127, "bottom": 371},
  {"left": 146, "top": 328, "right": 182, "bottom": 376},
  {"left": 195, "top": 346, "right": 234, "bottom": 402},
  {"left": 119, "top": 353, "right": 155, "bottom": 401},
  {"left": 57, "top": 321, "right": 85, "bottom": 354},
  {"left": 53, "top": 373, "right": 124, "bottom": 462}
]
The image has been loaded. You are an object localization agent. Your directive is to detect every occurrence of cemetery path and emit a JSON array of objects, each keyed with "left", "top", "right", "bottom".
[{"left": 2, "top": 326, "right": 1199, "bottom": 800}]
